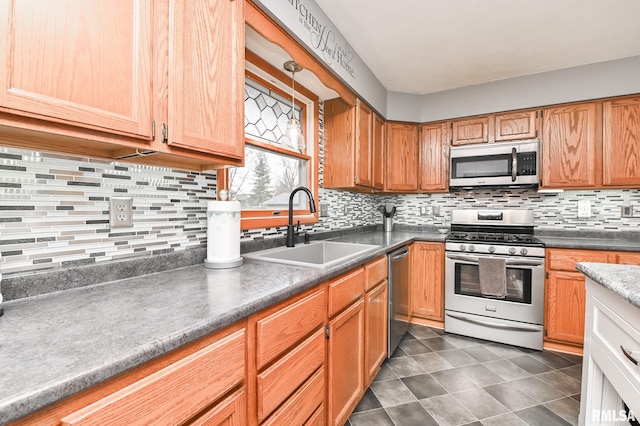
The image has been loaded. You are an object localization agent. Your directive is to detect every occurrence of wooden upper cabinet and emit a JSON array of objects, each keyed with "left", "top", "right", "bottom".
[
  {"left": 354, "top": 100, "right": 373, "bottom": 187},
  {"left": 603, "top": 96, "right": 640, "bottom": 187},
  {"left": 385, "top": 122, "right": 418, "bottom": 191},
  {"left": 451, "top": 116, "right": 490, "bottom": 145},
  {"left": 372, "top": 114, "right": 385, "bottom": 190},
  {"left": 541, "top": 102, "right": 598, "bottom": 188},
  {"left": 166, "top": 0, "right": 244, "bottom": 160},
  {"left": 0, "top": 0, "right": 154, "bottom": 139},
  {"left": 324, "top": 98, "right": 381, "bottom": 191},
  {"left": 494, "top": 111, "right": 537, "bottom": 142},
  {"left": 419, "top": 122, "right": 449, "bottom": 192}
]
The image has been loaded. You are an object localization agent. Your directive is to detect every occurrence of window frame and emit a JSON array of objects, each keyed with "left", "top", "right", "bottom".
[{"left": 219, "top": 50, "right": 319, "bottom": 230}]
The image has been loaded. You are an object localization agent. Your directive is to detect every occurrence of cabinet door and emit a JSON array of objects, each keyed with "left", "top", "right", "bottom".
[
  {"left": 323, "top": 98, "right": 355, "bottom": 189},
  {"left": 365, "top": 280, "right": 388, "bottom": 385},
  {"left": 327, "top": 299, "right": 365, "bottom": 426},
  {"left": 603, "top": 96, "right": 640, "bottom": 187},
  {"left": 167, "top": 0, "right": 244, "bottom": 159},
  {"left": 410, "top": 243, "right": 444, "bottom": 321},
  {"left": 545, "top": 271, "right": 586, "bottom": 345},
  {"left": 372, "top": 114, "right": 386, "bottom": 190},
  {"left": 541, "top": 103, "right": 598, "bottom": 188},
  {"left": 0, "top": 0, "right": 153, "bottom": 139},
  {"left": 419, "top": 122, "right": 449, "bottom": 192},
  {"left": 189, "top": 388, "right": 246, "bottom": 426},
  {"left": 385, "top": 123, "right": 418, "bottom": 191},
  {"left": 451, "top": 116, "right": 489, "bottom": 145},
  {"left": 354, "top": 100, "right": 373, "bottom": 187},
  {"left": 494, "top": 111, "right": 538, "bottom": 141}
]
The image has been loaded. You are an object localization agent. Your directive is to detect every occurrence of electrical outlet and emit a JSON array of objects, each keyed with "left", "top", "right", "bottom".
[
  {"left": 109, "top": 197, "right": 133, "bottom": 228},
  {"left": 420, "top": 205, "right": 428, "bottom": 216},
  {"left": 622, "top": 205, "right": 633, "bottom": 218},
  {"left": 577, "top": 199, "right": 591, "bottom": 218},
  {"left": 320, "top": 204, "right": 329, "bottom": 217}
]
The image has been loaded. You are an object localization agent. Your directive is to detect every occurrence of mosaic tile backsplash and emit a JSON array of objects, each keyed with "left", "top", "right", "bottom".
[{"left": 2, "top": 138, "right": 639, "bottom": 277}]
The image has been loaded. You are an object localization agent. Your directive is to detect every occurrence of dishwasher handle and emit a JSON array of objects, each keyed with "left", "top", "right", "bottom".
[{"left": 390, "top": 249, "right": 409, "bottom": 261}]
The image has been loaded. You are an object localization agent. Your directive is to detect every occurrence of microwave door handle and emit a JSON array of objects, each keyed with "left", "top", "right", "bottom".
[{"left": 512, "top": 147, "right": 517, "bottom": 182}]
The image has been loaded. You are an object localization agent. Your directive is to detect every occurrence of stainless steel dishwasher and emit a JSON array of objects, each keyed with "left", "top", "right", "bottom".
[{"left": 388, "top": 245, "right": 410, "bottom": 357}]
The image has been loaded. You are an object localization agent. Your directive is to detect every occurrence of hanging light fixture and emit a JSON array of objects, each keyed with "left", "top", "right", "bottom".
[{"left": 282, "top": 60, "right": 305, "bottom": 152}]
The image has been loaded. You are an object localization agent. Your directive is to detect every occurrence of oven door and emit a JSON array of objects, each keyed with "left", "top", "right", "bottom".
[{"left": 445, "top": 251, "right": 544, "bottom": 325}]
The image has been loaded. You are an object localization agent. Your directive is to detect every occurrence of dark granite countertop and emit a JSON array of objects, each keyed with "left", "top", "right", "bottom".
[
  {"left": 0, "top": 230, "right": 444, "bottom": 425},
  {"left": 576, "top": 262, "right": 640, "bottom": 309},
  {"left": 536, "top": 229, "right": 640, "bottom": 252}
]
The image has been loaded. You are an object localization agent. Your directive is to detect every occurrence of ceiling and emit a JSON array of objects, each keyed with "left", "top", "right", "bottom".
[{"left": 312, "top": 0, "right": 640, "bottom": 95}]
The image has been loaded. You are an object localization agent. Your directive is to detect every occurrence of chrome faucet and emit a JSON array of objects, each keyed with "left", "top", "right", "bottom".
[{"left": 286, "top": 186, "right": 317, "bottom": 247}]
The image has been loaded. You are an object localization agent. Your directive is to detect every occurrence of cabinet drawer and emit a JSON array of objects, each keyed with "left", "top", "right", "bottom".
[
  {"left": 590, "top": 285, "right": 640, "bottom": 407},
  {"left": 261, "top": 367, "right": 325, "bottom": 426},
  {"left": 616, "top": 252, "right": 640, "bottom": 265},
  {"left": 328, "top": 268, "right": 365, "bottom": 318},
  {"left": 257, "top": 329, "right": 325, "bottom": 422},
  {"left": 61, "top": 329, "right": 245, "bottom": 426},
  {"left": 305, "top": 404, "right": 326, "bottom": 426},
  {"left": 188, "top": 387, "right": 246, "bottom": 426},
  {"left": 365, "top": 256, "right": 387, "bottom": 291},
  {"left": 547, "top": 249, "right": 610, "bottom": 271},
  {"left": 256, "top": 289, "right": 325, "bottom": 369}
]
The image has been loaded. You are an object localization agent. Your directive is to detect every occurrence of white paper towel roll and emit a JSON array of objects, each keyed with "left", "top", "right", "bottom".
[{"left": 204, "top": 200, "right": 243, "bottom": 269}]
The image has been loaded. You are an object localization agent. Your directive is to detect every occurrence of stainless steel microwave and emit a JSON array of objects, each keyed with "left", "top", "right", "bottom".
[{"left": 449, "top": 139, "right": 539, "bottom": 189}]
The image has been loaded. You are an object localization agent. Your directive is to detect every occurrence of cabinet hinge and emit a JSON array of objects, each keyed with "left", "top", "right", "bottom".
[
  {"left": 355, "top": 98, "right": 359, "bottom": 106},
  {"left": 545, "top": 271, "right": 549, "bottom": 279},
  {"left": 325, "top": 325, "right": 330, "bottom": 339},
  {"left": 354, "top": 176, "right": 358, "bottom": 184},
  {"left": 161, "top": 122, "right": 168, "bottom": 143},
  {"left": 544, "top": 328, "right": 548, "bottom": 337},
  {"left": 152, "top": 120, "right": 156, "bottom": 139}
]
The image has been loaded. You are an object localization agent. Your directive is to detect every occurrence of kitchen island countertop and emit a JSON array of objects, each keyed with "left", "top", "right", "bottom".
[
  {"left": 576, "top": 262, "right": 640, "bottom": 309},
  {"left": 0, "top": 230, "right": 443, "bottom": 425}
]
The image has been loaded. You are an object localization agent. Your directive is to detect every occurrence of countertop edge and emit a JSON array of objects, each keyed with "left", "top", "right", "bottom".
[{"left": 576, "top": 262, "right": 640, "bottom": 310}]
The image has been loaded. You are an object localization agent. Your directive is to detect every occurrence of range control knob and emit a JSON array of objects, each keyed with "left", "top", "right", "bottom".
[
  {"left": 520, "top": 248, "right": 529, "bottom": 256},
  {"left": 509, "top": 247, "right": 517, "bottom": 255},
  {"left": 488, "top": 246, "right": 495, "bottom": 253},
  {"left": 459, "top": 244, "right": 466, "bottom": 251},
  {"left": 468, "top": 245, "right": 475, "bottom": 252}
]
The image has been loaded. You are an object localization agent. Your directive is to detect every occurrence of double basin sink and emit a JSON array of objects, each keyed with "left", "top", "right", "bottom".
[{"left": 243, "top": 240, "right": 379, "bottom": 269}]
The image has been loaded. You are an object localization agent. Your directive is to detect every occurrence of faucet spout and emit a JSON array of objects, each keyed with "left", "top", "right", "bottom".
[{"left": 286, "top": 186, "right": 317, "bottom": 247}]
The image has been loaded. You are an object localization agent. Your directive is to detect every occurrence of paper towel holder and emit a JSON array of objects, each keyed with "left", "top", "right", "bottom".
[{"left": 204, "top": 190, "right": 243, "bottom": 269}]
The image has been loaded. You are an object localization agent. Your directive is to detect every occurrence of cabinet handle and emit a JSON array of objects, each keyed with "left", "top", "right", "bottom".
[{"left": 621, "top": 345, "right": 639, "bottom": 366}]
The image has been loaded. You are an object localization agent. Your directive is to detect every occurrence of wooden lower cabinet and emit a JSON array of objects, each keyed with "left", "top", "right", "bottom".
[
  {"left": 409, "top": 242, "right": 444, "bottom": 322},
  {"left": 253, "top": 287, "right": 326, "bottom": 425},
  {"left": 365, "top": 280, "right": 388, "bottom": 385},
  {"left": 545, "top": 248, "right": 640, "bottom": 349},
  {"left": 327, "top": 299, "right": 365, "bottom": 426}
]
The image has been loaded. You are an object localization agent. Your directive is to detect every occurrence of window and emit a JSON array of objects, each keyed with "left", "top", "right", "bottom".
[{"left": 222, "top": 54, "right": 319, "bottom": 230}]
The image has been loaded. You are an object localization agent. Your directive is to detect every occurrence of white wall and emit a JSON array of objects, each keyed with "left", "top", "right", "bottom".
[{"left": 387, "top": 56, "right": 640, "bottom": 122}]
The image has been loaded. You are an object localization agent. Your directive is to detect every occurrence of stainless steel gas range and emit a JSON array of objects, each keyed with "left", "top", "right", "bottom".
[{"left": 444, "top": 209, "right": 545, "bottom": 350}]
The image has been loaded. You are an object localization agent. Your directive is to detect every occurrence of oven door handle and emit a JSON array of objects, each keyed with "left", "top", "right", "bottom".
[
  {"left": 446, "top": 254, "right": 544, "bottom": 267},
  {"left": 446, "top": 311, "right": 542, "bottom": 332}
]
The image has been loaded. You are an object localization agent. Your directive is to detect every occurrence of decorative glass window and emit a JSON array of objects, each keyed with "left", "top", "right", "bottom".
[{"left": 223, "top": 63, "right": 318, "bottom": 230}]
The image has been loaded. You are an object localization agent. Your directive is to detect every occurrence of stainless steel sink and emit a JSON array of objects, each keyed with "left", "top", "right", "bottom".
[{"left": 243, "top": 241, "right": 379, "bottom": 268}]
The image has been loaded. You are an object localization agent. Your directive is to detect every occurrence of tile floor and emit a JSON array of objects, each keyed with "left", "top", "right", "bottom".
[{"left": 347, "top": 324, "right": 582, "bottom": 426}]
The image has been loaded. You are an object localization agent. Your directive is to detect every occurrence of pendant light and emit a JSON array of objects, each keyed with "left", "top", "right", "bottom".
[{"left": 282, "top": 60, "right": 305, "bottom": 152}]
